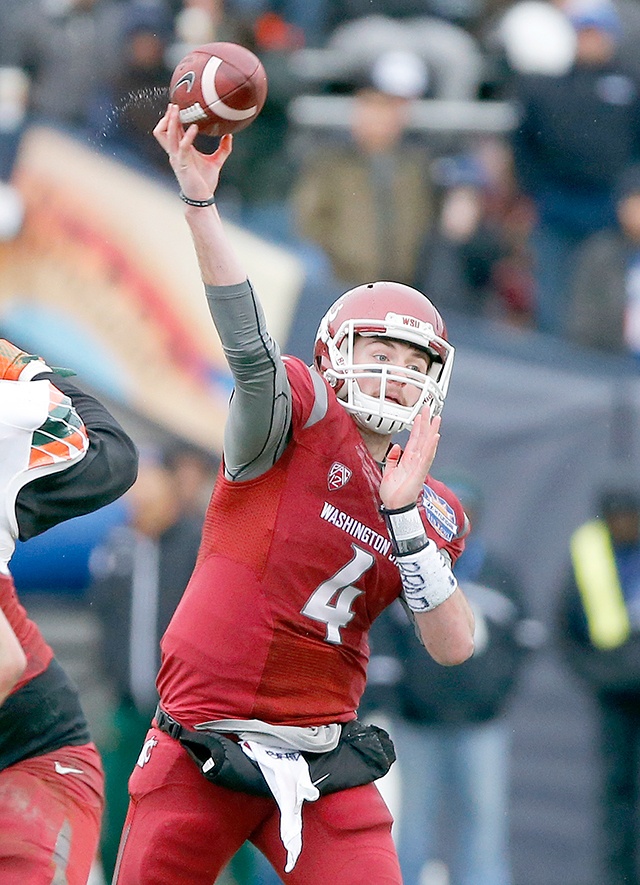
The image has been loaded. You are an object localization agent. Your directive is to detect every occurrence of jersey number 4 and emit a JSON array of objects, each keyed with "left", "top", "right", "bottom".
[{"left": 301, "top": 544, "right": 374, "bottom": 644}]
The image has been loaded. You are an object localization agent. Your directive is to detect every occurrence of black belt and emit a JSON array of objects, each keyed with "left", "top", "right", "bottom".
[
  {"left": 154, "top": 705, "right": 188, "bottom": 741},
  {"left": 153, "top": 705, "right": 273, "bottom": 796},
  {"left": 154, "top": 706, "right": 396, "bottom": 798}
]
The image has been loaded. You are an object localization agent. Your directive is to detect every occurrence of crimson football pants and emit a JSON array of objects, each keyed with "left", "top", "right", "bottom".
[
  {"left": 113, "top": 727, "right": 402, "bottom": 884},
  {"left": 0, "top": 742, "right": 104, "bottom": 885}
]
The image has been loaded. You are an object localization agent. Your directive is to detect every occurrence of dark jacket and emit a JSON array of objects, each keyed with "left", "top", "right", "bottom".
[
  {"left": 89, "top": 516, "right": 202, "bottom": 713},
  {"left": 511, "top": 64, "right": 640, "bottom": 233},
  {"left": 568, "top": 227, "right": 636, "bottom": 354},
  {"left": 557, "top": 551, "right": 640, "bottom": 700},
  {"left": 362, "top": 540, "right": 536, "bottom": 724}
]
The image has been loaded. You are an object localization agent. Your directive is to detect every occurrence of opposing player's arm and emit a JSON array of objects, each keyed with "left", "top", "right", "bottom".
[
  {"left": 380, "top": 410, "right": 475, "bottom": 666},
  {"left": 16, "top": 373, "right": 139, "bottom": 540},
  {"left": 0, "top": 608, "right": 26, "bottom": 706}
]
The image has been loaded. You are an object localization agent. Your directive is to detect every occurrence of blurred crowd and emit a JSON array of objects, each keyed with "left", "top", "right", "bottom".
[{"left": 2, "top": 0, "right": 640, "bottom": 351}]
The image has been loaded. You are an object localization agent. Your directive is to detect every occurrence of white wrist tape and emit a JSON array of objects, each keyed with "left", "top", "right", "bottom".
[{"left": 397, "top": 540, "right": 458, "bottom": 613}]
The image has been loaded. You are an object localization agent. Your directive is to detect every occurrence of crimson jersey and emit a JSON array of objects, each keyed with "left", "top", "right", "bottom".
[
  {"left": 158, "top": 358, "right": 466, "bottom": 728},
  {"left": 0, "top": 573, "right": 52, "bottom": 692},
  {"left": 0, "top": 571, "right": 91, "bottom": 771}
]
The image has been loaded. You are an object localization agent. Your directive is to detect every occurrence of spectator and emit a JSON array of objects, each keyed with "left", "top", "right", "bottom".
[
  {"left": 225, "top": 0, "right": 328, "bottom": 48},
  {"left": 92, "top": 2, "right": 176, "bottom": 178},
  {"left": 415, "top": 154, "right": 502, "bottom": 318},
  {"left": 162, "top": 439, "right": 218, "bottom": 518},
  {"left": 414, "top": 144, "right": 536, "bottom": 325},
  {"left": 486, "top": 0, "right": 576, "bottom": 91},
  {"left": 167, "top": 0, "right": 225, "bottom": 65},
  {"left": 0, "top": 0, "right": 130, "bottom": 133},
  {"left": 563, "top": 0, "right": 640, "bottom": 82},
  {"left": 88, "top": 452, "right": 203, "bottom": 881},
  {"left": 362, "top": 472, "right": 542, "bottom": 885},
  {"left": 292, "top": 49, "right": 434, "bottom": 290},
  {"left": 216, "top": 12, "right": 305, "bottom": 245},
  {"left": 568, "top": 163, "right": 640, "bottom": 356},
  {"left": 321, "top": 13, "right": 485, "bottom": 100},
  {"left": 557, "top": 480, "right": 640, "bottom": 885},
  {"left": 509, "top": 0, "right": 640, "bottom": 337}
]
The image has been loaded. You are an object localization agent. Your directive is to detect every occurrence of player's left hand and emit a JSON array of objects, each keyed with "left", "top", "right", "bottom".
[
  {"left": 153, "top": 103, "right": 232, "bottom": 202},
  {"left": 379, "top": 410, "right": 440, "bottom": 510}
]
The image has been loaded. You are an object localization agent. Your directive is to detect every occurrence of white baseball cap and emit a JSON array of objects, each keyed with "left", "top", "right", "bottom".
[{"left": 370, "top": 50, "right": 429, "bottom": 99}]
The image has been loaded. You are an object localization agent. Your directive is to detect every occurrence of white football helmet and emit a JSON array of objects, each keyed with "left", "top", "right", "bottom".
[{"left": 314, "top": 281, "right": 455, "bottom": 435}]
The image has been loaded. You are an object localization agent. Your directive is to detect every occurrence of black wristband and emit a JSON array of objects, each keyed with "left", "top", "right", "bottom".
[
  {"left": 380, "top": 503, "right": 429, "bottom": 556},
  {"left": 179, "top": 191, "right": 216, "bottom": 207},
  {"left": 379, "top": 502, "right": 419, "bottom": 517}
]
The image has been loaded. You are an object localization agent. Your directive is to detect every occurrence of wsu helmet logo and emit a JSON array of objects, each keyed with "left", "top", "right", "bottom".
[{"left": 328, "top": 462, "right": 352, "bottom": 490}]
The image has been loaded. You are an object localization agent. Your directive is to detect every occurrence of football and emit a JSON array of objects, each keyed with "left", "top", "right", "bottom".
[{"left": 169, "top": 42, "right": 268, "bottom": 137}]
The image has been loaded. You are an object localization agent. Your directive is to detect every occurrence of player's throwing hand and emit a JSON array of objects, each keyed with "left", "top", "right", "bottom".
[{"left": 153, "top": 104, "right": 233, "bottom": 204}]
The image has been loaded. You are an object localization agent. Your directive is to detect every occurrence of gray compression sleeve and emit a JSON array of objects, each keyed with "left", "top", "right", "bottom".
[{"left": 205, "top": 280, "right": 292, "bottom": 481}]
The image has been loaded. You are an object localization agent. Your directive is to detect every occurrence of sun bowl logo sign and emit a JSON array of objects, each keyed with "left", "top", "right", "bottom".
[{"left": 422, "top": 484, "right": 457, "bottom": 542}]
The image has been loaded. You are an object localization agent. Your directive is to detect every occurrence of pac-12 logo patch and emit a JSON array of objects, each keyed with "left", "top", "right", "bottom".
[
  {"left": 328, "top": 462, "right": 352, "bottom": 490},
  {"left": 422, "top": 485, "right": 457, "bottom": 542}
]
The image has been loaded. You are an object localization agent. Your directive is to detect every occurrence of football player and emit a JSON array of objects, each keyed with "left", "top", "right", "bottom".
[
  {"left": 112, "top": 105, "right": 475, "bottom": 885},
  {"left": 0, "top": 340, "right": 138, "bottom": 884}
]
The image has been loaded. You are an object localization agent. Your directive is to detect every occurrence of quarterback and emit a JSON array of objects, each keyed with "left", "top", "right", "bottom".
[{"left": 112, "top": 104, "right": 475, "bottom": 885}]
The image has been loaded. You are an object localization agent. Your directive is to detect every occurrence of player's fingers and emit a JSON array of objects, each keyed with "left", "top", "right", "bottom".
[
  {"left": 206, "top": 134, "right": 233, "bottom": 173},
  {"left": 179, "top": 123, "right": 199, "bottom": 153},
  {"left": 421, "top": 420, "right": 441, "bottom": 469},
  {"left": 218, "top": 133, "right": 233, "bottom": 158},
  {"left": 172, "top": 126, "right": 200, "bottom": 180},
  {"left": 403, "top": 410, "right": 426, "bottom": 458},
  {"left": 405, "top": 411, "right": 439, "bottom": 468},
  {"left": 427, "top": 414, "right": 441, "bottom": 440},
  {"left": 153, "top": 115, "right": 168, "bottom": 138},
  {"left": 164, "top": 104, "right": 183, "bottom": 153},
  {"left": 417, "top": 411, "right": 439, "bottom": 445},
  {"left": 153, "top": 106, "right": 171, "bottom": 146},
  {"left": 420, "top": 413, "right": 440, "bottom": 451},
  {"left": 383, "top": 444, "right": 402, "bottom": 475}
]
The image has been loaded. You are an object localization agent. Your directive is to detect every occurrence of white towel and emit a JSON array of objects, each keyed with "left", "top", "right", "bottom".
[{"left": 242, "top": 740, "right": 320, "bottom": 872}]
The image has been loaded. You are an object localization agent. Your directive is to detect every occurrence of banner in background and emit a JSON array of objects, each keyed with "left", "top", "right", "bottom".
[{"left": 0, "top": 125, "right": 304, "bottom": 451}]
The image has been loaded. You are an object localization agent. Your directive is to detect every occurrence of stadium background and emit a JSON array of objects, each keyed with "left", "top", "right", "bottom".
[{"left": 3, "top": 101, "right": 637, "bottom": 885}]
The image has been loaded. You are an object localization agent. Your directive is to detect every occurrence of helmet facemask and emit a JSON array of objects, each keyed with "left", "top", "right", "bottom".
[{"left": 320, "top": 312, "right": 454, "bottom": 435}]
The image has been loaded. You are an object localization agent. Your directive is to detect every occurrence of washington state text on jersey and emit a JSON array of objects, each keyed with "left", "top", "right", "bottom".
[{"left": 320, "top": 501, "right": 393, "bottom": 558}]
